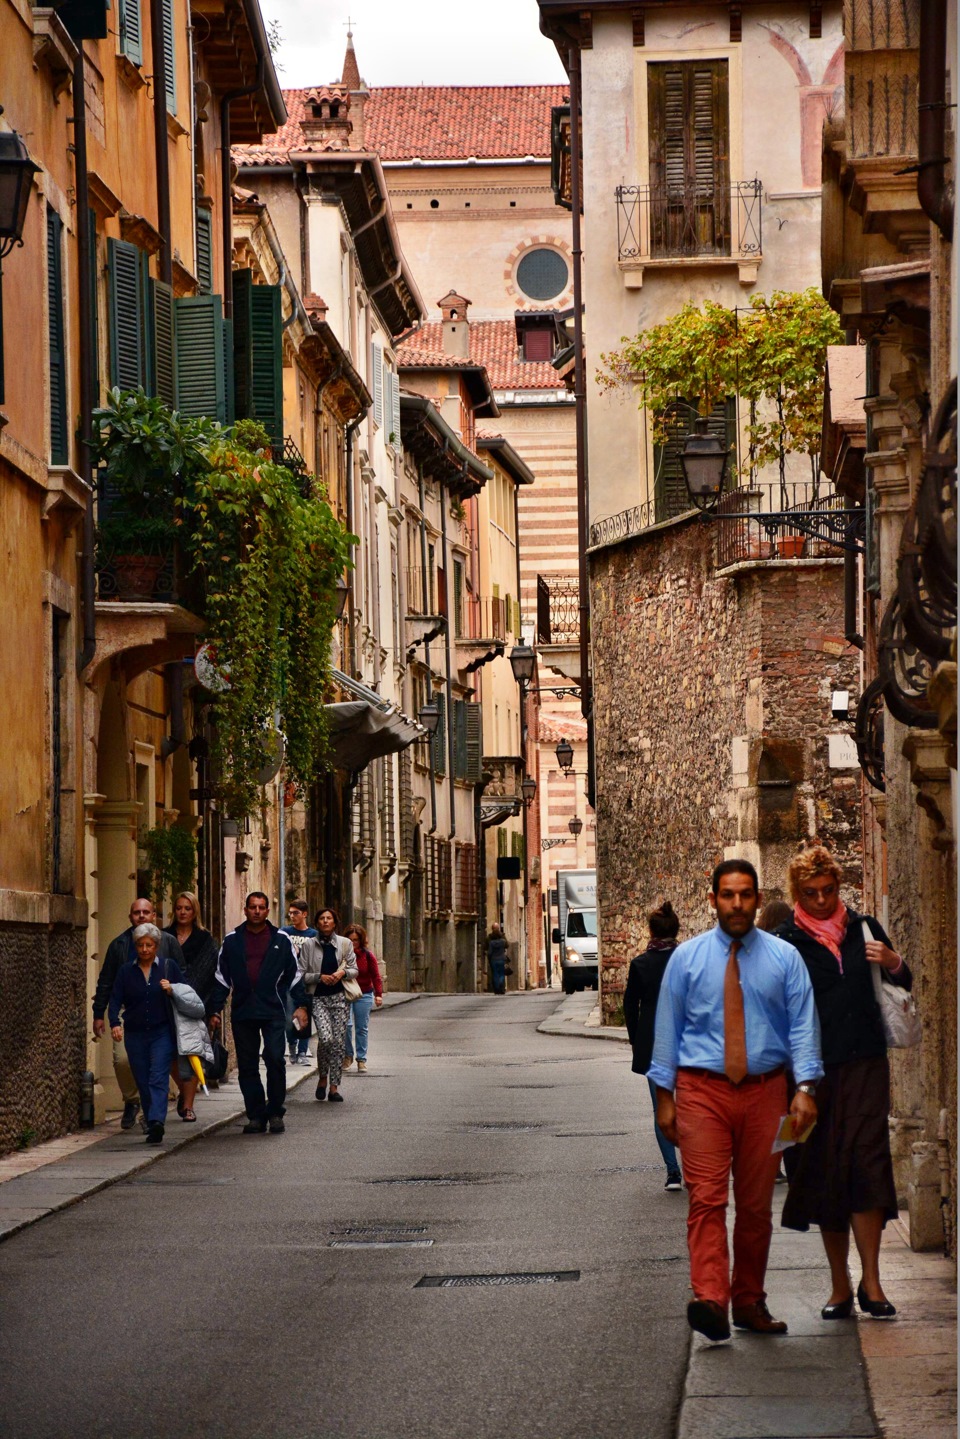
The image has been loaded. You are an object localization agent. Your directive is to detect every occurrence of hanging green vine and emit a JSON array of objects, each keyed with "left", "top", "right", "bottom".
[
  {"left": 93, "top": 392, "right": 356, "bottom": 820},
  {"left": 598, "top": 289, "right": 844, "bottom": 482}
]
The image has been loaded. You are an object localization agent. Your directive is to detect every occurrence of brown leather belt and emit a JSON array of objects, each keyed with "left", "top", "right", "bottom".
[{"left": 679, "top": 1064, "right": 786, "bottom": 1086}]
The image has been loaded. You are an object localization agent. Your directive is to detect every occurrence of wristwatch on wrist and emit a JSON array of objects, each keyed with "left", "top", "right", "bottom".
[{"left": 796, "top": 1082, "right": 817, "bottom": 1097}]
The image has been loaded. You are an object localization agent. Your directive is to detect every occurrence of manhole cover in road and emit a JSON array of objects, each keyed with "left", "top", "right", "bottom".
[
  {"left": 415, "top": 1270, "right": 580, "bottom": 1289},
  {"left": 329, "top": 1239, "right": 435, "bottom": 1249},
  {"left": 554, "top": 1131, "right": 630, "bottom": 1139},
  {"left": 370, "top": 1173, "right": 506, "bottom": 1187}
]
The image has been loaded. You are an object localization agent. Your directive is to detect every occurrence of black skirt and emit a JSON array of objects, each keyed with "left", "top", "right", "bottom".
[{"left": 781, "top": 1054, "right": 898, "bottom": 1233}]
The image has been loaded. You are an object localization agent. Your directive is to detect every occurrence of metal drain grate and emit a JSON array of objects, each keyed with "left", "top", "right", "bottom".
[
  {"left": 371, "top": 1173, "right": 503, "bottom": 1187},
  {"left": 329, "top": 1239, "right": 434, "bottom": 1250},
  {"left": 330, "top": 1224, "right": 430, "bottom": 1236},
  {"left": 416, "top": 1270, "right": 580, "bottom": 1289},
  {"left": 555, "top": 1131, "right": 630, "bottom": 1139},
  {"left": 596, "top": 1163, "right": 662, "bottom": 1174},
  {"left": 468, "top": 1121, "right": 543, "bottom": 1132},
  {"left": 128, "top": 1177, "right": 234, "bottom": 1186}
]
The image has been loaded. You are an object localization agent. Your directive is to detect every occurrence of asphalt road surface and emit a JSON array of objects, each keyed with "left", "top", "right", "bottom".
[{"left": 0, "top": 993, "right": 691, "bottom": 1439}]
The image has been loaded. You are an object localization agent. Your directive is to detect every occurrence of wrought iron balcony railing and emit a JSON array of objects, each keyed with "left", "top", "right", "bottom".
[
  {"left": 457, "top": 595, "right": 507, "bottom": 644},
  {"left": 616, "top": 180, "right": 762, "bottom": 263},
  {"left": 94, "top": 480, "right": 196, "bottom": 606},
  {"left": 714, "top": 480, "right": 863, "bottom": 569},
  {"left": 537, "top": 574, "right": 580, "bottom": 646}
]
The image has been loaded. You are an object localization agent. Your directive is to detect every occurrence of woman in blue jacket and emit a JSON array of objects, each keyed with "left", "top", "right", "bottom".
[{"left": 109, "top": 923, "right": 183, "bottom": 1145}]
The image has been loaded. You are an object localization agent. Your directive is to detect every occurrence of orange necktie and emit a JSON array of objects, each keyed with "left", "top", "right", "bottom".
[{"left": 724, "top": 940, "right": 748, "bottom": 1084}]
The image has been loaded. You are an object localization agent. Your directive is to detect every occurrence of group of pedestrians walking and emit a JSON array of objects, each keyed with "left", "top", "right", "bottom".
[
  {"left": 626, "top": 842, "right": 911, "bottom": 1341},
  {"left": 94, "top": 891, "right": 383, "bottom": 1142}
]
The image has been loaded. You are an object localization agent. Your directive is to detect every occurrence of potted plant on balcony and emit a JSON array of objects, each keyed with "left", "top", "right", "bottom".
[
  {"left": 775, "top": 534, "right": 806, "bottom": 559},
  {"left": 96, "top": 508, "right": 177, "bottom": 599}
]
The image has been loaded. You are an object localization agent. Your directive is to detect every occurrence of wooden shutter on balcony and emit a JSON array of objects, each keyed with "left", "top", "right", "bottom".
[
  {"left": 151, "top": 279, "right": 177, "bottom": 406},
  {"left": 464, "top": 701, "right": 482, "bottom": 782},
  {"left": 372, "top": 342, "right": 383, "bottom": 427},
  {"left": 174, "top": 294, "right": 225, "bottom": 420},
  {"left": 47, "top": 207, "right": 68, "bottom": 465},
  {"left": 653, "top": 397, "right": 735, "bottom": 523},
  {"left": 648, "top": 60, "right": 729, "bottom": 254},
  {"left": 232, "top": 271, "right": 282, "bottom": 446},
  {"left": 195, "top": 208, "right": 213, "bottom": 295},
  {"left": 108, "top": 237, "right": 143, "bottom": 391},
  {"left": 453, "top": 699, "right": 467, "bottom": 779}
]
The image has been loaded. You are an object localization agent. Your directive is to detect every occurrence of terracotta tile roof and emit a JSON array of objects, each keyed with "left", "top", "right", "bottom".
[
  {"left": 234, "top": 84, "right": 568, "bottom": 166},
  {"left": 398, "top": 321, "right": 563, "bottom": 391}
]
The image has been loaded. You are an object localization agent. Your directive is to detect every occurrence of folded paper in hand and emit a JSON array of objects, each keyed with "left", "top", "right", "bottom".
[{"left": 771, "top": 1113, "right": 816, "bottom": 1154}]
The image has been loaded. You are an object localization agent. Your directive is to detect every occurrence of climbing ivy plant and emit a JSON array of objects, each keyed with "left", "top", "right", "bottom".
[
  {"left": 93, "top": 393, "right": 356, "bottom": 820},
  {"left": 598, "top": 289, "right": 844, "bottom": 483}
]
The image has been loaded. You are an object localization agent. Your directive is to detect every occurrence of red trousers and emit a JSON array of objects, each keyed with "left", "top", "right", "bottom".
[{"left": 675, "top": 1068, "right": 786, "bottom": 1311}]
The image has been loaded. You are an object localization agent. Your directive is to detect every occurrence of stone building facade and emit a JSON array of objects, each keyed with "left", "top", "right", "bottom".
[{"left": 592, "top": 519, "right": 862, "bottom": 1014}]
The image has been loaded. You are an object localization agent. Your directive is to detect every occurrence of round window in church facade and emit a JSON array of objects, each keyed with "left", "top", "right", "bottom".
[{"left": 515, "top": 247, "right": 569, "bottom": 302}]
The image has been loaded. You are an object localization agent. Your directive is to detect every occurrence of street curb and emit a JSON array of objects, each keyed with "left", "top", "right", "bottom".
[
  {"left": 536, "top": 992, "right": 630, "bottom": 1043},
  {"left": 0, "top": 1061, "right": 319, "bottom": 1245}
]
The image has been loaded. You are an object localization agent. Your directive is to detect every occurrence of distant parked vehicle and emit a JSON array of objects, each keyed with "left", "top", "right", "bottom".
[{"left": 553, "top": 869, "right": 598, "bottom": 994}]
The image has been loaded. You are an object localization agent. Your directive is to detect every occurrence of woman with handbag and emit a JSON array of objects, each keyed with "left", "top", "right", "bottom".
[
  {"left": 299, "top": 909, "right": 358, "bottom": 1103},
  {"left": 341, "top": 923, "right": 383, "bottom": 1073},
  {"left": 780, "top": 844, "right": 914, "bottom": 1320},
  {"left": 163, "top": 891, "right": 218, "bottom": 1116},
  {"left": 108, "top": 923, "right": 184, "bottom": 1145}
]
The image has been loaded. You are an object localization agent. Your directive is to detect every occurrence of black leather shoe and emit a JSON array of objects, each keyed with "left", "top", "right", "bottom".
[
  {"left": 242, "top": 1118, "right": 268, "bottom": 1134},
  {"left": 821, "top": 1293, "right": 854, "bottom": 1319},
  {"left": 315, "top": 1079, "right": 327, "bottom": 1101},
  {"left": 328, "top": 1090, "right": 344, "bottom": 1103},
  {"left": 857, "top": 1283, "right": 896, "bottom": 1319},
  {"left": 144, "top": 1122, "right": 164, "bottom": 1145},
  {"left": 687, "top": 1299, "right": 731, "bottom": 1342},
  {"left": 121, "top": 1101, "right": 139, "bottom": 1131},
  {"left": 268, "top": 1116, "right": 285, "bottom": 1133}
]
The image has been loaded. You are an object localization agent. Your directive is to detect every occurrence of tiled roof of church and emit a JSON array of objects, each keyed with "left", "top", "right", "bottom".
[
  {"left": 398, "top": 321, "right": 563, "bottom": 391},
  {"left": 234, "top": 84, "right": 567, "bottom": 165}
]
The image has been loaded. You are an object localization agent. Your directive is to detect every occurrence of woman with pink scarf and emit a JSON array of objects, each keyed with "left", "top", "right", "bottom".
[{"left": 779, "top": 844, "right": 911, "bottom": 1320}]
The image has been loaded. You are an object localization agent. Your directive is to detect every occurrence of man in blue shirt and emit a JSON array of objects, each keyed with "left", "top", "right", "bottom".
[{"left": 649, "top": 859, "right": 821, "bottom": 1341}]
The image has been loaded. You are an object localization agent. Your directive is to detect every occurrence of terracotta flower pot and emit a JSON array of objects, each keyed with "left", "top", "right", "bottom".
[
  {"left": 776, "top": 535, "right": 805, "bottom": 560},
  {"left": 112, "top": 554, "right": 165, "bottom": 600}
]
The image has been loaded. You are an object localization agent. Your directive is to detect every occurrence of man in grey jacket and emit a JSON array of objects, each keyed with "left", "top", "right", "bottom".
[{"left": 92, "top": 898, "right": 184, "bottom": 1130}]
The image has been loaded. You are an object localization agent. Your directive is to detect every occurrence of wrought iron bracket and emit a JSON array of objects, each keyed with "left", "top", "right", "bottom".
[
  {"left": 541, "top": 837, "right": 570, "bottom": 852},
  {"left": 534, "top": 685, "right": 583, "bottom": 700},
  {"left": 712, "top": 508, "right": 865, "bottom": 554}
]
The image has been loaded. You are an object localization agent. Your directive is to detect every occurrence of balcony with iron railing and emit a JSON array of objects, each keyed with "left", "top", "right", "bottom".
[
  {"left": 536, "top": 574, "right": 583, "bottom": 683},
  {"left": 456, "top": 595, "right": 507, "bottom": 645},
  {"left": 713, "top": 479, "right": 863, "bottom": 569},
  {"left": 95, "top": 480, "right": 197, "bottom": 607},
  {"left": 615, "top": 179, "right": 762, "bottom": 288}
]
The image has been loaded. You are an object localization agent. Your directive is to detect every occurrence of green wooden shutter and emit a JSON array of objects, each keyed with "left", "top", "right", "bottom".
[
  {"left": 161, "top": 0, "right": 177, "bottom": 113},
  {"left": 453, "top": 699, "right": 467, "bottom": 779},
  {"left": 654, "top": 397, "right": 734, "bottom": 522},
  {"left": 232, "top": 268, "right": 253, "bottom": 421},
  {"left": 195, "top": 208, "right": 213, "bottom": 294},
  {"left": 140, "top": 252, "right": 155, "bottom": 398},
  {"left": 250, "top": 283, "right": 283, "bottom": 448},
  {"left": 88, "top": 208, "right": 100, "bottom": 407},
  {"left": 151, "top": 279, "right": 176, "bottom": 406},
  {"left": 118, "top": 0, "right": 142, "bottom": 64},
  {"left": 108, "top": 237, "right": 143, "bottom": 390},
  {"left": 222, "top": 317, "right": 235, "bottom": 425},
  {"left": 47, "top": 207, "right": 68, "bottom": 465},
  {"left": 431, "top": 692, "right": 446, "bottom": 777},
  {"left": 464, "top": 701, "right": 482, "bottom": 782},
  {"left": 174, "top": 294, "right": 225, "bottom": 420}
]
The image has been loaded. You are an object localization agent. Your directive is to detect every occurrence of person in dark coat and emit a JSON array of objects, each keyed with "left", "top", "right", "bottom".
[
  {"left": 623, "top": 901, "right": 682, "bottom": 1190},
  {"left": 163, "top": 890, "right": 218, "bottom": 1120},
  {"left": 487, "top": 925, "right": 509, "bottom": 995},
  {"left": 208, "top": 892, "right": 308, "bottom": 1134},
  {"left": 780, "top": 844, "right": 911, "bottom": 1321},
  {"left": 108, "top": 924, "right": 184, "bottom": 1145}
]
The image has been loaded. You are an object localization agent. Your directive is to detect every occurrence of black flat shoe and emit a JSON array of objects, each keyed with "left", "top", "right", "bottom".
[
  {"left": 315, "top": 1079, "right": 327, "bottom": 1101},
  {"left": 821, "top": 1294, "right": 854, "bottom": 1319},
  {"left": 328, "top": 1090, "right": 344, "bottom": 1102},
  {"left": 857, "top": 1283, "right": 896, "bottom": 1319}
]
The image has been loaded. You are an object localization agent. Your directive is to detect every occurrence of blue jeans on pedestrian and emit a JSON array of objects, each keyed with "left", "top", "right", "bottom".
[
  {"left": 125, "top": 1025, "right": 176, "bottom": 1125},
  {"left": 345, "top": 992, "right": 374, "bottom": 1062},
  {"left": 648, "top": 1076, "right": 680, "bottom": 1177}
]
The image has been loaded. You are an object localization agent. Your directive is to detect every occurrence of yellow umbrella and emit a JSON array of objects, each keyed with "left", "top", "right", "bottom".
[{"left": 189, "top": 1054, "right": 208, "bottom": 1095}]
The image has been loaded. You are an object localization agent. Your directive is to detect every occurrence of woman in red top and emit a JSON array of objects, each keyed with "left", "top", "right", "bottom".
[{"left": 342, "top": 923, "right": 383, "bottom": 1073}]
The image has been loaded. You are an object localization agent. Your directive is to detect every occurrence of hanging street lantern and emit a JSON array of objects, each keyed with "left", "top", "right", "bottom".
[
  {"left": 568, "top": 815, "right": 583, "bottom": 837},
  {"left": 521, "top": 774, "right": 537, "bottom": 807},
  {"left": 680, "top": 417, "right": 729, "bottom": 512},
  {"left": 509, "top": 642, "right": 536, "bottom": 687},
  {"left": 555, "top": 737, "right": 574, "bottom": 774}
]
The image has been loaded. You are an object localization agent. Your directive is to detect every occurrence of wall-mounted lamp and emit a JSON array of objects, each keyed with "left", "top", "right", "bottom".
[
  {"left": 418, "top": 701, "right": 440, "bottom": 735},
  {"left": 680, "top": 417, "right": 729, "bottom": 512},
  {"left": 555, "top": 737, "right": 574, "bottom": 774},
  {"left": 509, "top": 642, "right": 536, "bottom": 687},
  {"left": 568, "top": 815, "right": 583, "bottom": 837},
  {"left": 334, "top": 576, "right": 350, "bottom": 620},
  {"left": 521, "top": 774, "right": 537, "bottom": 807}
]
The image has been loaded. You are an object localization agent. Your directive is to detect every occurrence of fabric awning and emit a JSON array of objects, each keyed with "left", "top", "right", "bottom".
[{"left": 325, "top": 701, "right": 423, "bottom": 772}]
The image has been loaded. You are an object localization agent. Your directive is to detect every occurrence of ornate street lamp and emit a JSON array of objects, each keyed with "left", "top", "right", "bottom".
[
  {"left": 555, "top": 737, "right": 574, "bottom": 774},
  {"left": 334, "top": 576, "right": 350, "bottom": 620},
  {"left": 418, "top": 701, "right": 440, "bottom": 735},
  {"left": 680, "top": 417, "right": 729, "bottom": 512},
  {"left": 568, "top": 815, "right": 583, "bottom": 837},
  {"left": 509, "top": 642, "right": 536, "bottom": 687},
  {"left": 521, "top": 774, "right": 537, "bottom": 808}
]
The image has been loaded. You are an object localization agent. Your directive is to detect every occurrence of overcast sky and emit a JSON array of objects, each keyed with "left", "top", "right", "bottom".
[{"left": 259, "top": 0, "right": 568, "bottom": 89}]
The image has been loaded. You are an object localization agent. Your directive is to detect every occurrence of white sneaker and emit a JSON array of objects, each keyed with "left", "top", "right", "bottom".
[
  {"left": 299, "top": 1053, "right": 312, "bottom": 1067},
  {"left": 342, "top": 1056, "right": 354, "bottom": 1070}
]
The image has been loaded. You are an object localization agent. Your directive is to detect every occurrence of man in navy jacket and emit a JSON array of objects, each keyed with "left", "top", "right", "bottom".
[{"left": 209, "top": 891, "right": 309, "bottom": 1134}]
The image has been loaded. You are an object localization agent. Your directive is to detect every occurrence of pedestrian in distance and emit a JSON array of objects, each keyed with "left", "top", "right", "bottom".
[
  {"left": 163, "top": 891, "right": 218, "bottom": 1120},
  {"left": 299, "top": 909, "right": 357, "bottom": 1102},
  {"left": 208, "top": 892, "right": 308, "bottom": 1134},
  {"left": 342, "top": 923, "right": 383, "bottom": 1073},
  {"left": 92, "top": 897, "right": 185, "bottom": 1131},
  {"left": 649, "top": 858, "right": 822, "bottom": 1342},
  {"left": 623, "top": 900, "right": 683, "bottom": 1192},
  {"left": 487, "top": 923, "right": 508, "bottom": 995},
  {"left": 282, "top": 899, "right": 318, "bottom": 1067},
  {"left": 108, "top": 924, "right": 184, "bottom": 1145},
  {"left": 779, "top": 844, "right": 911, "bottom": 1321}
]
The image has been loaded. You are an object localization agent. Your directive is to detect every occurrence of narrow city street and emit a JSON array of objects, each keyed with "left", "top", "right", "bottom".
[{"left": 0, "top": 994, "right": 691, "bottom": 1439}]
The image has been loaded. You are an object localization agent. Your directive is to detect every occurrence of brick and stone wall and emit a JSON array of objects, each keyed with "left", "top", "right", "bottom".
[
  {"left": 0, "top": 923, "right": 87, "bottom": 1153},
  {"left": 590, "top": 515, "right": 863, "bottom": 1020}
]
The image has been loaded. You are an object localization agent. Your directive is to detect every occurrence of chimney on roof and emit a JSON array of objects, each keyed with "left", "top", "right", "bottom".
[
  {"left": 438, "top": 290, "right": 471, "bottom": 359},
  {"left": 301, "top": 86, "right": 353, "bottom": 149},
  {"left": 340, "top": 29, "right": 369, "bottom": 149}
]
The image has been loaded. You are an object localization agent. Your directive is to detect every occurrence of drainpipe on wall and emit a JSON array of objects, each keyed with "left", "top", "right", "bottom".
[
  {"left": 345, "top": 411, "right": 363, "bottom": 675},
  {"left": 74, "top": 47, "right": 97, "bottom": 673},
  {"left": 418, "top": 461, "right": 437, "bottom": 836},
  {"left": 149, "top": 0, "right": 172, "bottom": 286},
  {"left": 440, "top": 477, "right": 456, "bottom": 837},
  {"left": 918, "top": 0, "right": 954, "bottom": 243},
  {"left": 220, "top": 60, "right": 264, "bottom": 317}
]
